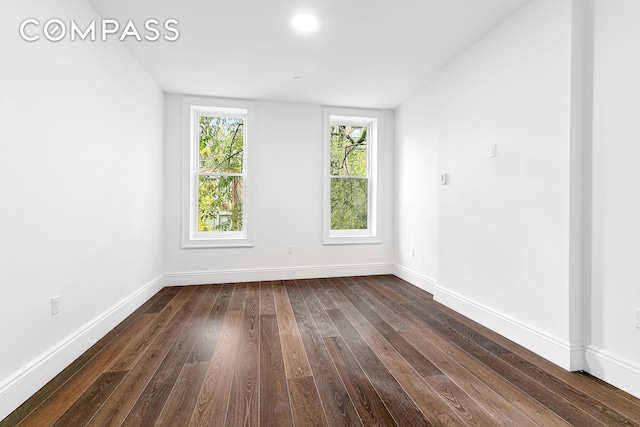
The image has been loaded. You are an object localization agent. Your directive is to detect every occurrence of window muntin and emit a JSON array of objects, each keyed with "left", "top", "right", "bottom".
[
  {"left": 330, "top": 123, "right": 369, "bottom": 230},
  {"left": 196, "top": 114, "right": 244, "bottom": 234},
  {"left": 184, "top": 103, "right": 251, "bottom": 247},
  {"left": 324, "top": 109, "right": 381, "bottom": 244}
]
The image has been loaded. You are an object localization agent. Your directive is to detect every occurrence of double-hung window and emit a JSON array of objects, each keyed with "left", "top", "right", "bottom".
[
  {"left": 182, "top": 100, "right": 252, "bottom": 248},
  {"left": 324, "top": 108, "right": 381, "bottom": 244}
]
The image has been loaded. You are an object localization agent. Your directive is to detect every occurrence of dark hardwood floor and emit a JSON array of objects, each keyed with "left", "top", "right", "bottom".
[{"left": 3, "top": 275, "right": 640, "bottom": 426}]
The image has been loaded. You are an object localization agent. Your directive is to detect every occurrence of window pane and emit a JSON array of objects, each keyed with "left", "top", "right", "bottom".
[
  {"left": 331, "top": 178, "right": 368, "bottom": 230},
  {"left": 198, "top": 176, "right": 243, "bottom": 232},
  {"left": 199, "top": 116, "right": 244, "bottom": 173},
  {"left": 330, "top": 125, "right": 367, "bottom": 177}
]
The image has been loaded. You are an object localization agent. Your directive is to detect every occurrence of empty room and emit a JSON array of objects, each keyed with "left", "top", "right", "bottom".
[{"left": 1, "top": 0, "right": 640, "bottom": 425}]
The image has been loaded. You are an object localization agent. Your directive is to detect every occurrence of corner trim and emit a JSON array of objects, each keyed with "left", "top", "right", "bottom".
[
  {"left": 0, "top": 275, "right": 165, "bottom": 421},
  {"left": 162, "top": 263, "right": 394, "bottom": 286},
  {"left": 584, "top": 346, "right": 640, "bottom": 399},
  {"left": 434, "top": 285, "right": 583, "bottom": 371},
  {"left": 392, "top": 264, "right": 437, "bottom": 294}
]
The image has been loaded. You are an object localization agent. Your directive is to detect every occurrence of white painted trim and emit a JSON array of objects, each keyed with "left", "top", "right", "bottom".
[
  {"left": 584, "top": 346, "right": 640, "bottom": 399},
  {"left": 392, "top": 264, "right": 437, "bottom": 294},
  {"left": 181, "top": 97, "right": 255, "bottom": 249},
  {"left": 163, "top": 263, "right": 394, "bottom": 286},
  {"left": 389, "top": 268, "right": 640, "bottom": 399},
  {"left": 323, "top": 107, "right": 383, "bottom": 246},
  {"left": 0, "top": 275, "right": 164, "bottom": 421},
  {"left": 434, "top": 285, "right": 583, "bottom": 371}
]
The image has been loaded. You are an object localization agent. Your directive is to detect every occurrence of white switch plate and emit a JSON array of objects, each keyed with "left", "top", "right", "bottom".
[
  {"left": 440, "top": 173, "right": 448, "bottom": 185},
  {"left": 52, "top": 296, "right": 60, "bottom": 315},
  {"left": 490, "top": 144, "right": 497, "bottom": 158}
]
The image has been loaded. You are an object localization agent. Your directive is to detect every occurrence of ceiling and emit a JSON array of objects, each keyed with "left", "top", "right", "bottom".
[{"left": 86, "top": 0, "right": 531, "bottom": 109}]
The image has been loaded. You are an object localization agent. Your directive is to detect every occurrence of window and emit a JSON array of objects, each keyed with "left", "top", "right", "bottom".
[
  {"left": 324, "top": 108, "right": 381, "bottom": 244},
  {"left": 182, "top": 100, "right": 252, "bottom": 248}
]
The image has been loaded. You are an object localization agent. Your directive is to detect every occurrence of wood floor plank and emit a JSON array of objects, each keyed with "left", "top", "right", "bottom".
[
  {"left": 189, "top": 282, "right": 234, "bottom": 363},
  {"left": 373, "top": 274, "right": 432, "bottom": 303},
  {"left": 344, "top": 277, "right": 412, "bottom": 331},
  {"left": 401, "top": 301, "right": 605, "bottom": 426},
  {"left": 325, "top": 308, "right": 433, "bottom": 427},
  {"left": 86, "top": 286, "right": 201, "bottom": 427},
  {"left": 402, "top": 305, "right": 572, "bottom": 426},
  {"left": 361, "top": 275, "right": 413, "bottom": 305},
  {"left": 273, "top": 280, "right": 313, "bottom": 379},
  {"left": 6, "top": 288, "right": 168, "bottom": 427},
  {"left": 144, "top": 286, "right": 182, "bottom": 314},
  {"left": 1, "top": 353, "right": 95, "bottom": 427},
  {"left": 287, "top": 376, "right": 329, "bottom": 427},
  {"left": 328, "top": 278, "right": 474, "bottom": 426},
  {"left": 259, "top": 280, "right": 277, "bottom": 316},
  {"left": 189, "top": 283, "right": 246, "bottom": 426},
  {"left": 296, "top": 279, "right": 341, "bottom": 338},
  {"left": 51, "top": 371, "right": 127, "bottom": 427},
  {"left": 260, "top": 314, "right": 294, "bottom": 427},
  {"left": 6, "top": 276, "right": 640, "bottom": 427},
  {"left": 1, "top": 289, "right": 170, "bottom": 427},
  {"left": 440, "top": 309, "right": 636, "bottom": 426},
  {"left": 358, "top": 277, "right": 572, "bottom": 426},
  {"left": 430, "top": 294, "right": 640, "bottom": 426},
  {"left": 308, "top": 278, "right": 340, "bottom": 311},
  {"left": 15, "top": 312, "right": 158, "bottom": 427},
  {"left": 400, "top": 328, "right": 539, "bottom": 427},
  {"left": 331, "top": 277, "right": 442, "bottom": 378},
  {"left": 156, "top": 361, "right": 209, "bottom": 426},
  {"left": 108, "top": 285, "right": 197, "bottom": 372},
  {"left": 288, "top": 280, "right": 363, "bottom": 427},
  {"left": 324, "top": 335, "right": 399, "bottom": 427},
  {"left": 382, "top": 274, "right": 640, "bottom": 427},
  {"left": 156, "top": 283, "right": 235, "bottom": 425},
  {"left": 121, "top": 285, "right": 217, "bottom": 426},
  {"left": 226, "top": 282, "right": 260, "bottom": 427}
]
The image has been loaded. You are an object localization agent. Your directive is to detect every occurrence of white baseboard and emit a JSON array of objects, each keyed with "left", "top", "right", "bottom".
[
  {"left": 392, "top": 264, "right": 437, "bottom": 294},
  {"left": 584, "top": 346, "right": 640, "bottom": 399},
  {"left": 162, "top": 263, "right": 394, "bottom": 286},
  {"left": 433, "top": 285, "right": 583, "bottom": 372},
  {"left": 0, "top": 275, "right": 165, "bottom": 421},
  {"left": 370, "top": 268, "right": 640, "bottom": 399}
]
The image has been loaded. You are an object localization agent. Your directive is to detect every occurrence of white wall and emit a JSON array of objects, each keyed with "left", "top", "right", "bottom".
[
  {"left": 163, "top": 95, "right": 395, "bottom": 283},
  {"left": 395, "top": 0, "right": 640, "bottom": 398},
  {"left": 585, "top": 0, "right": 640, "bottom": 397},
  {"left": 394, "top": 88, "right": 439, "bottom": 290},
  {"left": 395, "top": 0, "right": 578, "bottom": 368},
  {"left": 0, "top": 0, "right": 164, "bottom": 418}
]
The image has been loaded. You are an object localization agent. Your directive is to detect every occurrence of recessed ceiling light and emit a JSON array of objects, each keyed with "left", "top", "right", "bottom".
[{"left": 292, "top": 13, "right": 318, "bottom": 32}]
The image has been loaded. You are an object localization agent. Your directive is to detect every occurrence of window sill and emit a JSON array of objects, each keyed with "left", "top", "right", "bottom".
[
  {"left": 323, "top": 236, "right": 382, "bottom": 245},
  {"left": 181, "top": 238, "right": 253, "bottom": 249}
]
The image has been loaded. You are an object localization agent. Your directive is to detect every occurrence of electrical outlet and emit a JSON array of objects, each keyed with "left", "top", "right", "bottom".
[
  {"left": 287, "top": 246, "right": 293, "bottom": 254},
  {"left": 490, "top": 144, "right": 498, "bottom": 158},
  {"left": 52, "top": 296, "right": 60, "bottom": 315}
]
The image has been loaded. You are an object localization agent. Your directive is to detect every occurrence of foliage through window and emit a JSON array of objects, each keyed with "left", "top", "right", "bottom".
[
  {"left": 330, "top": 124, "right": 369, "bottom": 230},
  {"left": 324, "top": 109, "right": 380, "bottom": 244},
  {"left": 183, "top": 103, "right": 250, "bottom": 248},
  {"left": 197, "top": 115, "right": 244, "bottom": 233}
]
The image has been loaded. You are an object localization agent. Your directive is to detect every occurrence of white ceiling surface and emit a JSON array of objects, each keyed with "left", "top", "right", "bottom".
[{"left": 87, "top": 0, "right": 531, "bottom": 109}]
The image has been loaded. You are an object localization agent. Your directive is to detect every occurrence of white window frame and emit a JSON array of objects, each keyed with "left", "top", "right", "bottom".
[
  {"left": 323, "top": 107, "right": 382, "bottom": 245},
  {"left": 181, "top": 98, "right": 253, "bottom": 248}
]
